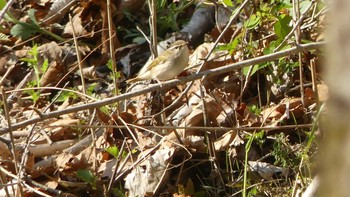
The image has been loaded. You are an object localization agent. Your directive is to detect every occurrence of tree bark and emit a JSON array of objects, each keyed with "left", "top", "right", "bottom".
[{"left": 319, "top": 0, "right": 350, "bottom": 196}]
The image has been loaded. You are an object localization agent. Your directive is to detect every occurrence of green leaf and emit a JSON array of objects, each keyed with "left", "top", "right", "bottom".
[
  {"left": 217, "top": 37, "right": 239, "bottom": 54},
  {"left": 77, "top": 169, "right": 97, "bottom": 189},
  {"left": 10, "top": 22, "right": 40, "bottom": 39},
  {"left": 0, "top": 32, "right": 10, "bottom": 41},
  {"left": 300, "top": 0, "right": 312, "bottom": 15},
  {"left": 221, "top": 0, "right": 233, "bottom": 7},
  {"left": 263, "top": 41, "right": 277, "bottom": 54},
  {"left": 274, "top": 14, "right": 292, "bottom": 41},
  {"left": 24, "top": 87, "right": 40, "bottom": 103},
  {"left": 112, "top": 187, "right": 126, "bottom": 197},
  {"left": 28, "top": 9, "right": 40, "bottom": 26},
  {"left": 106, "top": 146, "right": 120, "bottom": 159},
  {"left": 0, "top": 0, "right": 6, "bottom": 10},
  {"left": 56, "top": 91, "right": 78, "bottom": 102},
  {"left": 242, "top": 63, "right": 269, "bottom": 77},
  {"left": 242, "top": 65, "right": 258, "bottom": 77},
  {"left": 41, "top": 59, "right": 49, "bottom": 73},
  {"left": 244, "top": 14, "right": 261, "bottom": 29},
  {"left": 87, "top": 83, "right": 97, "bottom": 95},
  {"left": 106, "top": 146, "right": 129, "bottom": 159},
  {"left": 10, "top": 9, "right": 41, "bottom": 39}
]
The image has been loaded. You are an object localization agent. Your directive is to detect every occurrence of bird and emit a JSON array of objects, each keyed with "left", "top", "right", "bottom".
[{"left": 126, "top": 40, "right": 189, "bottom": 83}]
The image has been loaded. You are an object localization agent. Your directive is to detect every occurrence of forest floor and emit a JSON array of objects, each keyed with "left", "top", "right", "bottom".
[{"left": 0, "top": 0, "right": 326, "bottom": 196}]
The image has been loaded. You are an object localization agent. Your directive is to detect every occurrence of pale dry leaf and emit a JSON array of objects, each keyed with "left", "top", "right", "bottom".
[
  {"left": 99, "top": 158, "right": 119, "bottom": 179},
  {"left": 214, "top": 130, "right": 237, "bottom": 151},
  {"left": 228, "top": 134, "right": 244, "bottom": 158},
  {"left": 46, "top": 180, "right": 59, "bottom": 191},
  {"left": 76, "top": 66, "right": 97, "bottom": 80},
  {"left": 43, "top": 0, "right": 78, "bottom": 24},
  {"left": 37, "top": 41, "right": 63, "bottom": 63},
  {"left": 188, "top": 42, "right": 231, "bottom": 72},
  {"left": 182, "top": 135, "right": 206, "bottom": 152},
  {"left": 0, "top": 180, "right": 17, "bottom": 196},
  {"left": 167, "top": 103, "right": 192, "bottom": 126},
  {"left": 124, "top": 147, "right": 175, "bottom": 196},
  {"left": 317, "top": 84, "right": 329, "bottom": 102},
  {"left": 248, "top": 161, "right": 289, "bottom": 181},
  {"left": 302, "top": 176, "right": 319, "bottom": 197},
  {"left": 177, "top": 96, "right": 222, "bottom": 136},
  {"left": 48, "top": 118, "right": 80, "bottom": 141},
  {"left": 76, "top": 145, "right": 95, "bottom": 166},
  {"left": 63, "top": 13, "right": 87, "bottom": 37},
  {"left": 56, "top": 152, "right": 76, "bottom": 171}
]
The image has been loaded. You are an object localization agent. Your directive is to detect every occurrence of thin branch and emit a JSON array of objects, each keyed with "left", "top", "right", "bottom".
[
  {"left": 0, "top": 0, "right": 15, "bottom": 22},
  {"left": 70, "top": 14, "right": 87, "bottom": 96},
  {"left": 0, "top": 87, "right": 23, "bottom": 195},
  {"left": 43, "top": 123, "right": 314, "bottom": 132}
]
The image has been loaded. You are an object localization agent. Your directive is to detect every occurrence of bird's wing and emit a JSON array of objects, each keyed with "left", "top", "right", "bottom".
[{"left": 146, "top": 50, "right": 172, "bottom": 70}]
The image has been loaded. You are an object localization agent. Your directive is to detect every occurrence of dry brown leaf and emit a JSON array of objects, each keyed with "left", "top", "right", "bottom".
[
  {"left": 43, "top": 0, "right": 77, "bottom": 24},
  {"left": 214, "top": 130, "right": 237, "bottom": 151},
  {"left": 40, "top": 61, "right": 66, "bottom": 87},
  {"left": 57, "top": 149, "right": 92, "bottom": 174},
  {"left": 188, "top": 42, "right": 232, "bottom": 72},
  {"left": 49, "top": 119, "right": 81, "bottom": 141},
  {"left": 63, "top": 12, "right": 87, "bottom": 37},
  {"left": 0, "top": 141, "right": 12, "bottom": 158},
  {"left": 261, "top": 97, "right": 315, "bottom": 126}
]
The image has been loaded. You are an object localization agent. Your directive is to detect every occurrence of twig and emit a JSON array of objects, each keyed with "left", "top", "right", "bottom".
[
  {"left": 147, "top": 0, "right": 158, "bottom": 58},
  {"left": 0, "top": 42, "right": 324, "bottom": 135},
  {"left": 310, "top": 59, "right": 319, "bottom": 108},
  {"left": 107, "top": 139, "right": 127, "bottom": 191},
  {"left": 0, "top": 65, "right": 15, "bottom": 86},
  {"left": 107, "top": 0, "right": 119, "bottom": 96},
  {"left": 1, "top": 87, "right": 23, "bottom": 195},
  {"left": 0, "top": 166, "right": 52, "bottom": 197},
  {"left": 0, "top": 0, "right": 15, "bottom": 22},
  {"left": 43, "top": 123, "right": 314, "bottom": 132},
  {"left": 70, "top": 14, "right": 87, "bottom": 96},
  {"left": 293, "top": 0, "right": 307, "bottom": 122}
]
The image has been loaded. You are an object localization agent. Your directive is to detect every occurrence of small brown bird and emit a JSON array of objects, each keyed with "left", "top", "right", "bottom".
[{"left": 126, "top": 40, "right": 189, "bottom": 83}]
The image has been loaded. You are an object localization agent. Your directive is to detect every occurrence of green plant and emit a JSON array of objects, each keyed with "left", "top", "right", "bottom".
[
  {"left": 112, "top": 184, "right": 126, "bottom": 197},
  {"left": 243, "top": 133, "right": 255, "bottom": 197},
  {"left": 156, "top": 0, "right": 193, "bottom": 35},
  {"left": 77, "top": 169, "right": 97, "bottom": 190},
  {"left": 106, "top": 146, "right": 129, "bottom": 159},
  {"left": 0, "top": 0, "right": 5, "bottom": 9},
  {"left": 106, "top": 59, "right": 121, "bottom": 95},
  {"left": 55, "top": 89, "right": 79, "bottom": 103},
  {"left": 5, "top": 9, "right": 64, "bottom": 41},
  {"left": 21, "top": 44, "right": 49, "bottom": 102},
  {"left": 272, "top": 133, "right": 301, "bottom": 168}
]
